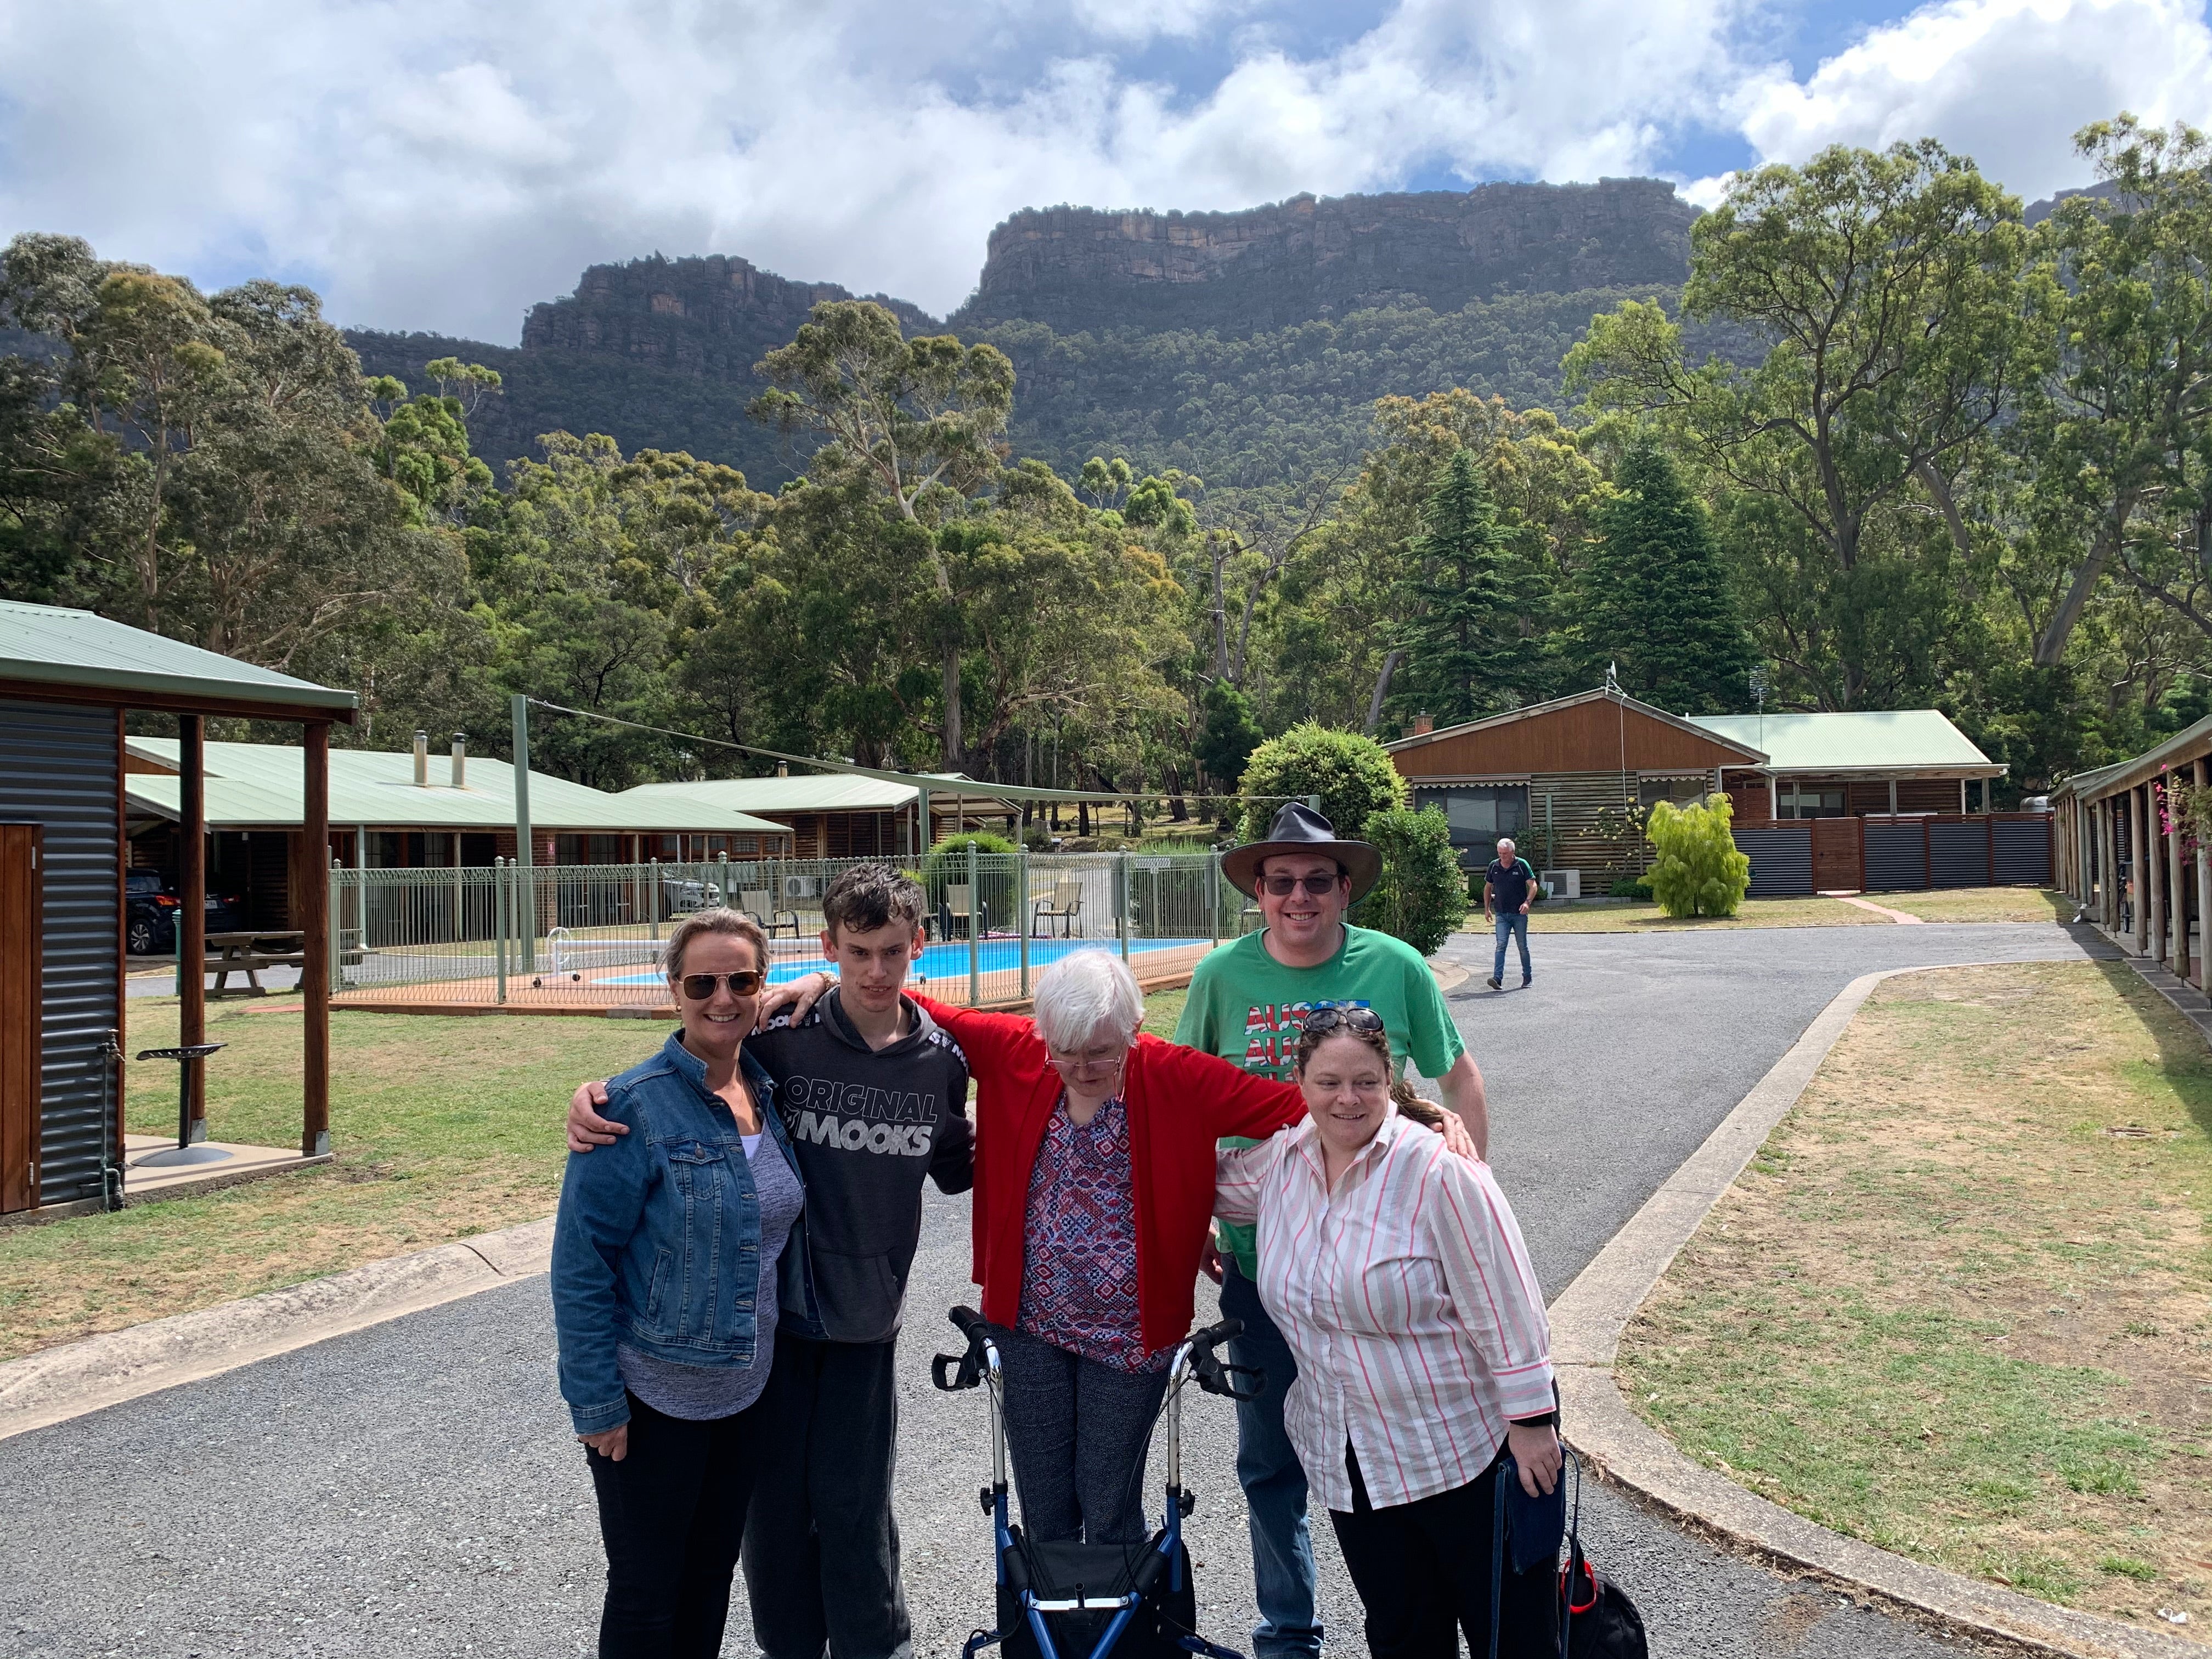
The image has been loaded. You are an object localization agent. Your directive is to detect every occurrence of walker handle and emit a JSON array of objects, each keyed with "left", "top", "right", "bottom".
[
  {"left": 934, "top": 1306, "right": 996, "bottom": 1391},
  {"left": 1183, "top": 1318, "right": 1261, "bottom": 1400}
]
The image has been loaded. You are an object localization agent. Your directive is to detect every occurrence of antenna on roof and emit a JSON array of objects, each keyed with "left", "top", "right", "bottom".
[
  {"left": 1604, "top": 661, "right": 1620, "bottom": 696},
  {"left": 1750, "top": 667, "right": 1770, "bottom": 751}
]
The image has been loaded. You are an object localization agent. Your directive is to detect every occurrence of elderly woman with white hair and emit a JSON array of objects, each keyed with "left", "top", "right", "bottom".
[{"left": 897, "top": 950, "right": 1309, "bottom": 1547}]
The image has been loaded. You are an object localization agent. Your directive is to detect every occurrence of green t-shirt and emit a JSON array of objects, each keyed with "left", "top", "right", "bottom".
[{"left": 1175, "top": 923, "right": 1467, "bottom": 1280}]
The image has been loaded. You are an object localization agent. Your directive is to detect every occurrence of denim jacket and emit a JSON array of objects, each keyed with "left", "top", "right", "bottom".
[{"left": 552, "top": 1031, "right": 798, "bottom": 1435}]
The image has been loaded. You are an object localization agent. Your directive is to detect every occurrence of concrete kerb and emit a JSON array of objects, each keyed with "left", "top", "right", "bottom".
[
  {"left": 1550, "top": 964, "right": 2202, "bottom": 1659},
  {"left": 0, "top": 1216, "right": 553, "bottom": 1444}
]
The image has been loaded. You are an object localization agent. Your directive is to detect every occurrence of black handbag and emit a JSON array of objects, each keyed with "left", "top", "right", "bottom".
[{"left": 1489, "top": 1445, "right": 1649, "bottom": 1659}]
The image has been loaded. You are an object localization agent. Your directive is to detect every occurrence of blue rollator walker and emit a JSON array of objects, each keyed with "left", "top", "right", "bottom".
[{"left": 933, "top": 1306, "right": 1260, "bottom": 1659}]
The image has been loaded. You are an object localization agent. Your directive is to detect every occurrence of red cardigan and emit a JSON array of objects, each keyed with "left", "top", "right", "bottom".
[{"left": 912, "top": 994, "right": 1306, "bottom": 1356}]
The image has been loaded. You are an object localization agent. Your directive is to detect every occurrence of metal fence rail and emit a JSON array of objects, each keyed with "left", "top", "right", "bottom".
[{"left": 329, "top": 851, "right": 1256, "bottom": 1012}]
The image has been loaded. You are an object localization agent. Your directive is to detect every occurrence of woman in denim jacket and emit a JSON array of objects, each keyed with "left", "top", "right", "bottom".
[{"left": 553, "top": 908, "right": 804, "bottom": 1658}]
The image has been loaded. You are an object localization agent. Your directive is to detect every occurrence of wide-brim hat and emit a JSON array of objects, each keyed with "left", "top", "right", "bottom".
[{"left": 1221, "top": 802, "right": 1383, "bottom": 902}]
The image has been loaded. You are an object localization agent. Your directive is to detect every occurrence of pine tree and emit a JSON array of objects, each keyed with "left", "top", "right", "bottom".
[
  {"left": 1397, "top": 449, "right": 1522, "bottom": 726},
  {"left": 1583, "top": 443, "right": 1757, "bottom": 713}
]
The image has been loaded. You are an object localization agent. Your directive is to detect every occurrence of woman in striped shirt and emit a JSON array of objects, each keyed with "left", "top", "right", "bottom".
[{"left": 1214, "top": 1008, "right": 1562, "bottom": 1659}]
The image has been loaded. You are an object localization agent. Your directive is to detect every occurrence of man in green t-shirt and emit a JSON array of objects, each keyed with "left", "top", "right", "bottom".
[{"left": 1173, "top": 802, "right": 1486, "bottom": 1659}]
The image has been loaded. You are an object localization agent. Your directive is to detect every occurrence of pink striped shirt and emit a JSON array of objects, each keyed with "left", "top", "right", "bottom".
[{"left": 1215, "top": 1109, "right": 1554, "bottom": 1511}]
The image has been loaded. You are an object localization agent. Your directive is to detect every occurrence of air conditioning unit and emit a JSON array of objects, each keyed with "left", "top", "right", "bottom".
[
  {"left": 782, "top": 874, "right": 821, "bottom": 900},
  {"left": 1540, "top": 868, "right": 1581, "bottom": 900}
]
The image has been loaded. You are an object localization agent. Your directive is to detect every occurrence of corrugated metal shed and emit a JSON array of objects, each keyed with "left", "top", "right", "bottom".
[
  {"left": 1689, "top": 710, "right": 2002, "bottom": 776},
  {"left": 125, "top": 740, "right": 790, "bottom": 836},
  {"left": 1, "top": 699, "right": 119, "bottom": 1206},
  {"left": 0, "top": 601, "right": 356, "bottom": 714}
]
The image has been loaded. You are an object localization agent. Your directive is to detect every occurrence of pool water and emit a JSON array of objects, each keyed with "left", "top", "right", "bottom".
[{"left": 601, "top": 935, "right": 1207, "bottom": 986}]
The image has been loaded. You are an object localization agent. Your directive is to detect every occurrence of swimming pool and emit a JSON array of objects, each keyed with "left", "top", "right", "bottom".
[{"left": 600, "top": 935, "right": 1209, "bottom": 986}]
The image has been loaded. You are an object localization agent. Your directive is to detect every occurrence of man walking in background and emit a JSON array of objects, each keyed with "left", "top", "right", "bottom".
[
  {"left": 1175, "top": 802, "right": 1487, "bottom": 1659},
  {"left": 1485, "top": 835, "right": 1537, "bottom": 990}
]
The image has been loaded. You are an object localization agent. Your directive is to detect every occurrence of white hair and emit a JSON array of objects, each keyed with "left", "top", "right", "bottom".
[
  {"left": 1032, "top": 950, "right": 1145, "bottom": 1052},
  {"left": 1497, "top": 837, "right": 1517, "bottom": 852}
]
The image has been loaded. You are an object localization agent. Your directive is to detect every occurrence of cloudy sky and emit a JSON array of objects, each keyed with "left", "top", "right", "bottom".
[{"left": 2, "top": 0, "right": 2208, "bottom": 342}]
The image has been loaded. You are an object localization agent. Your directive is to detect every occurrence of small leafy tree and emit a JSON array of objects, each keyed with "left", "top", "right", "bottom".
[
  {"left": 1645, "top": 794, "right": 1751, "bottom": 918},
  {"left": 1355, "top": 806, "right": 1464, "bottom": 955},
  {"left": 1237, "top": 723, "right": 1408, "bottom": 843}
]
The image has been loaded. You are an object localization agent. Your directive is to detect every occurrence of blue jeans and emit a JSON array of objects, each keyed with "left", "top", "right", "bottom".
[
  {"left": 1220, "top": 1262, "right": 1323, "bottom": 1659},
  {"left": 1493, "top": 911, "right": 1531, "bottom": 983}
]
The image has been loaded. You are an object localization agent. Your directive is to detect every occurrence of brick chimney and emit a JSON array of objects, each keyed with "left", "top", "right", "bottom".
[{"left": 1413, "top": 713, "right": 1434, "bottom": 736}]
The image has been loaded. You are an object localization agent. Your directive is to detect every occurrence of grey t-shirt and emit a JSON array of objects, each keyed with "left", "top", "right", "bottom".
[{"left": 617, "top": 1130, "right": 803, "bottom": 1420}]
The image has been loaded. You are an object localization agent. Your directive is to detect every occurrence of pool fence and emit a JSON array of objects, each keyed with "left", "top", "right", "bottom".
[{"left": 327, "top": 850, "right": 1259, "bottom": 1014}]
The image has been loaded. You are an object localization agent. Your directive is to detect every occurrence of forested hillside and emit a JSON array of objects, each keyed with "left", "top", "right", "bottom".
[
  {"left": 344, "top": 179, "right": 1708, "bottom": 489},
  {"left": 12, "top": 121, "right": 2212, "bottom": 814}
]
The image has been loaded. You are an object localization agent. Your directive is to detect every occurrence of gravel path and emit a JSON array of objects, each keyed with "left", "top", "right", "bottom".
[{"left": 2, "top": 922, "right": 2112, "bottom": 1658}]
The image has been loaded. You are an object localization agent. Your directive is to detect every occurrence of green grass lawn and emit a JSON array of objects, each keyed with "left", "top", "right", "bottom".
[
  {"left": 1462, "top": 895, "right": 1890, "bottom": 933},
  {"left": 0, "top": 997, "right": 659, "bottom": 1363},
  {"left": 1619, "top": 961, "right": 2212, "bottom": 1626},
  {"left": 1880, "top": 887, "right": 2078, "bottom": 923}
]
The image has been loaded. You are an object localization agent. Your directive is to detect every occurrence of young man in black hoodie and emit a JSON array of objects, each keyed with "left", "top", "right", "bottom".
[{"left": 568, "top": 864, "right": 971, "bottom": 1659}]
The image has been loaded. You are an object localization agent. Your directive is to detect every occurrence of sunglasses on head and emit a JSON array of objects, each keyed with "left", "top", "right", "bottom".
[
  {"left": 1300, "top": 1006, "right": 1385, "bottom": 1037},
  {"left": 678, "top": 970, "right": 765, "bottom": 1000},
  {"left": 1260, "top": 872, "right": 1345, "bottom": 897}
]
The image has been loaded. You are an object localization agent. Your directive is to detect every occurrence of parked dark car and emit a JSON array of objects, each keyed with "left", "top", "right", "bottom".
[{"left": 126, "top": 870, "right": 249, "bottom": 956}]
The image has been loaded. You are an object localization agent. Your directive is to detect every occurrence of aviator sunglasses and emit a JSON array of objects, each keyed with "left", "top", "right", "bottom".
[
  {"left": 1299, "top": 1005, "right": 1385, "bottom": 1037},
  {"left": 1259, "top": 872, "right": 1346, "bottom": 896},
  {"left": 678, "top": 969, "right": 766, "bottom": 1000}
]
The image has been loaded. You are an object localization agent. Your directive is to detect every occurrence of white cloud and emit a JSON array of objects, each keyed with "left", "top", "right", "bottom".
[
  {"left": 2, "top": 0, "right": 2208, "bottom": 343},
  {"left": 1730, "top": 0, "right": 2212, "bottom": 201}
]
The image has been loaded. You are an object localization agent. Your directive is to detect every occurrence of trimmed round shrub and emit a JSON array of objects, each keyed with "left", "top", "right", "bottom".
[
  {"left": 922, "top": 830, "right": 1021, "bottom": 934},
  {"left": 1237, "top": 724, "right": 1408, "bottom": 844},
  {"left": 1353, "top": 806, "right": 1465, "bottom": 956}
]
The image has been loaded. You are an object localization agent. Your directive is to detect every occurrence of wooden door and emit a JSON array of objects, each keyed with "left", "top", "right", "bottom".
[
  {"left": 1811, "top": 816, "right": 1864, "bottom": 892},
  {"left": 1, "top": 822, "right": 41, "bottom": 1213}
]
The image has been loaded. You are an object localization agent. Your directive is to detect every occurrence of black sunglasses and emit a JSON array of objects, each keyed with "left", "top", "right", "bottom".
[
  {"left": 1300, "top": 1006, "right": 1385, "bottom": 1037},
  {"left": 1260, "top": 872, "right": 1346, "bottom": 896},
  {"left": 678, "top": 970, "right": 766, "bottom": 1000}
]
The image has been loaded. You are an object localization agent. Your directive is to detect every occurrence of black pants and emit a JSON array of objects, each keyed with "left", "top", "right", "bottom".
[
  {"left": 1328, "top": 1444, "right": 1559, "bottom": 1659},
  {"left": 741, "top": 1331, "right": 912, "bottom": 1659},
  {"left": 586, "top": 1391, "right": 765, "bottom": 1659}
]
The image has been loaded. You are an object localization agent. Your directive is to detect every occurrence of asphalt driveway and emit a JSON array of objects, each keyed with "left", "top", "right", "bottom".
[{"left": 1, "top": 921, "right": 2113, "bottom": 1657}]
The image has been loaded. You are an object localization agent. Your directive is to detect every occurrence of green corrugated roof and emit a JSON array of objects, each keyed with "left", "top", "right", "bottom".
[
  {"left": 126, "top": 740, "right": 788, "bottom": 834},
  {"left": 624, "top": 774, "right": 920, "bottom": 814},
  {"left": 0, "top": 601, "right": 356, "bottom": 712},
  {"left": 1688, "top": 711, "right": 2001, "bottom": 775}
]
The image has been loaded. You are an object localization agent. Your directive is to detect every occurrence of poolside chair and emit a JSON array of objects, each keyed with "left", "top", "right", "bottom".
[
  {"left": 1031, "top": 877, "right": 1085, "bottom": 938},
  {"left": 941, "top": 883, "right": 989, "bottom": 940},
  {"left": 738, "top": 889, "right": 803, "bottom": 940}
]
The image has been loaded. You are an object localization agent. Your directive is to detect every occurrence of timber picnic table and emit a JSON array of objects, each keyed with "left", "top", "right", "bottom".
[{"left": 202, "top": 929, "right": 308, "bottom": 997}]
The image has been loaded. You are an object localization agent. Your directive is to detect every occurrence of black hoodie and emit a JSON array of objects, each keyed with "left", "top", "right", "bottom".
[{"left": 752, "top": 988, "right": 973, "bottom": 1344}]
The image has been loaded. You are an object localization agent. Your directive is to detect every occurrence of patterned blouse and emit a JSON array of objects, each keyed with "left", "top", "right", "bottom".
[{"left": 1016, "top": 1094, "right": 1172, "bottom": 1373}]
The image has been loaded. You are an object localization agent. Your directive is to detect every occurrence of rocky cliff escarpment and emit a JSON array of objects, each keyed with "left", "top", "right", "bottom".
[
  {"left": 519, "top": 253, "right": 939, "bottom": 378},
  {"left": 949, "top": 179, "right": 1697, "bottom": 336}
]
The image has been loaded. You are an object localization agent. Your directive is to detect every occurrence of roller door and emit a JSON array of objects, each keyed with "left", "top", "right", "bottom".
[
  {"left": 1734, "top": 825, "right": 1812, "bottom": 896},
  {"left": 1994, "top": 816, "right": 2053, "bottom": 885},
  {"left": 1865, "top": 821, "right": 1928, "bottom": 891},
  {"left": 1930, "top": 820, "right": 1990, "bottom": 888}
]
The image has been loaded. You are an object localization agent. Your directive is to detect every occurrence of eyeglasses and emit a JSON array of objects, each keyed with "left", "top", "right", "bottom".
[
  {"left": 679, "top": 970, "right": 765, "bottom": 1000},
  {"left": 1047, "top": 1047, "right": 1125, "bottom": 1074},
  {"left": 1300, "top": 1006, "right": 1385, "bottom": 1037},
  {"left": 1259, "top": 873, "right": 1345, "bottom": 897}
]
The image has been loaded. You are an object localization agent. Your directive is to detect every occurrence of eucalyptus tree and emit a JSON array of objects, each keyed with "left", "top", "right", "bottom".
[
  {"left": 749, "top": 300, "right": 1014, "bottom": 766},
  {"left": 1565, "top": 140, "right": 2032, "bottom": 706}
]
